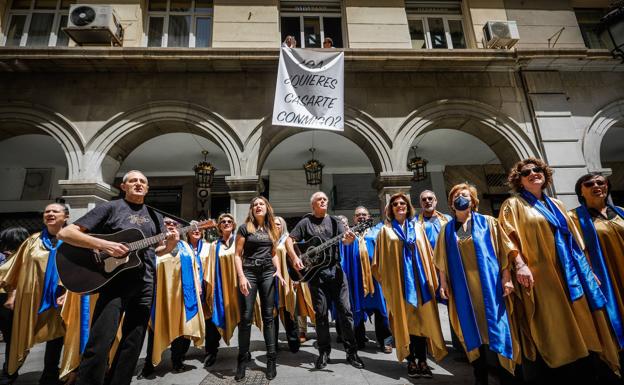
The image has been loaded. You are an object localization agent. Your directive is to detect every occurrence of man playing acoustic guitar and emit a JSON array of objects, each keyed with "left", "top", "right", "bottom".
[
  {"left": 58, "top": 170, "right": 177, "bottom": 385},
  {"left": 285, "top": 191, "right": 365, "bottom": 371}
]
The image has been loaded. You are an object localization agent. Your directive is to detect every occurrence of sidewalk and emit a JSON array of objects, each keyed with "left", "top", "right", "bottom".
[{"left": 4, "top": 305, "right": 480, "bottom": 385}]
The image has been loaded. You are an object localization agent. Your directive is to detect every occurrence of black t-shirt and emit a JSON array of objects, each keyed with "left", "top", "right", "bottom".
[
  {"left": 290, "top": 214, "right": 344, "bottom": 262},
  {"left": 236, "top": 224, "right": 274, "bottom": 262},
  {"left": 74, "top": 199, "right": 163, "bottom": 286}
]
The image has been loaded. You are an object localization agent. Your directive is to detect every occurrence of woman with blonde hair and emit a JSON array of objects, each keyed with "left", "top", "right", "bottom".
[
  {"left": 434, "top": 183, "right": 519, "bottom": 384},
  {"left": 372, "top": 192, "right": 446, "bottom": 379},
  {"left": 234, "top": 196, "right": 285, "bottom": 381}
]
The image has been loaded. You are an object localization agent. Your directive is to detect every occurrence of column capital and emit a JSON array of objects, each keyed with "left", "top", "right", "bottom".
[
  {"left": 58, "top": 179, "right": 119, "bottom": 200},
  {"left": 225, "top": 175, "right": 262, "bottom": 203}
]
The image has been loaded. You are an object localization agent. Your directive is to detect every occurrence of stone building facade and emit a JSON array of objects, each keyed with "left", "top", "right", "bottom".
[{"left": 1, "top": 0, "right": 623, "bottom": 228}]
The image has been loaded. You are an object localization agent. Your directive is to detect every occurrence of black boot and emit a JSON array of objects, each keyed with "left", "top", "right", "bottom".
[
  {"left": 266, "top": 351, "right": 277, "bottom": 380},
  {"left": 234, "top": 353, "right": 249, "bottom": 382}
]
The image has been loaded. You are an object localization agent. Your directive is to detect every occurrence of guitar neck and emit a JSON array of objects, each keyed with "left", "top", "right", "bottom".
[
  {"left": 125, "top": 223, "right": 198, "bottom": 251},
  {"left": 312, "top": 221, "right": 369, "bottom": 253}
]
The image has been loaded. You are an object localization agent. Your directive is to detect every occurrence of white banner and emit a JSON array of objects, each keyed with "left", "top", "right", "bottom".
[{"left": 272, "top": 48, "right": 344, "bottom": 131}]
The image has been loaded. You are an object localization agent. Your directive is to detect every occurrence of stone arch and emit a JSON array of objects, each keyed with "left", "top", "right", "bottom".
[
  {"left": 394, "top": 99, "right": 540, "bottom": 171},
  {"left": 0, "top": 102, "right": 84, "bottom": 179},
  {"left": 582, "top": 99, "right": 624, "bottom": 172},
  {"left": 245, "top": 106, "right": 393, "bottom": 176},
  {"left": 84, "top": 101, "right": 245, "bottom": 183}
]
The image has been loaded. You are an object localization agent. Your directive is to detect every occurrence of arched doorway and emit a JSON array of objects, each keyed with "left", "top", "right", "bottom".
[
  {"left": 409, "top": 129, "right": 510, "bottom": 216},
  {"left": 600, "top": 123, "right": 624, "bottom": 205},
  {"left": 260, "top": 130, "right": 377, "bottom": 228},
  {"left": 0, "top": 134, "right": 68, "bottom": 231}
]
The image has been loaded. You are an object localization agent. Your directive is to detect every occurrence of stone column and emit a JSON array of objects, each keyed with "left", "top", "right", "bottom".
[
  {"left": 374, "top": 172, "right": 414, "bottom": 219},
  {"left": 225, "top": 176, "right": 261, "bottom": 225},
  {"left": 58, "top": 180, "right": 118, "bottom": 221},
  {"left": 523, "top": 71, "right": 588, "bottom": 209}
]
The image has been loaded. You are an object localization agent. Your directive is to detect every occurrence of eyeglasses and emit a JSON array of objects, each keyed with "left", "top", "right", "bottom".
[
  {"left": 220, "top": 219, "right": 233, "bottom": 224},
  {"left": 421, "top": 196, "right": 434, "bottom": 202},
  {"left": 582, "top": 180, "right": 606, "bottom": 188},
  {"left": 520, "top": 167, "right": 544, "bottom": 177},
  {"left": 392, "top": 201, "right": 407, "bottom": 207}
]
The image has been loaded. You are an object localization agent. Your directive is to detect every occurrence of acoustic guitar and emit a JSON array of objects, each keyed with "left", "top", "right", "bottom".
[
  {"left": 287, "top": 219, "right": 373, "bottom": 283},
  {"left": 56, "top": 219, "right": 215, "bottom": 294}
]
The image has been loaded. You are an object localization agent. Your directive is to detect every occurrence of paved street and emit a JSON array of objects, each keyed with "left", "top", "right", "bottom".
[{"left": 4, "top": 305, "right": 483, "bottom": 385}]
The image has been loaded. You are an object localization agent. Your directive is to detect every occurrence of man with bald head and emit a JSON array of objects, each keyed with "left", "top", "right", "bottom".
[
  {"left": 58, "top": 170, "right": 177, "bottom": 385},
  {"left": 416, "top": 190, "right": 451, "bottom": 250}
]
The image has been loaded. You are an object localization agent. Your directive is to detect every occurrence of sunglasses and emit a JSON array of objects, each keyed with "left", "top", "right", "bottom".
[
  {"left": 421, "top": 196, "right": 434, "bottom": 202},
  {"left": 355, "top": 213, "right": 368, "bottom": 217},
  {"left": 582, "top": 180, "right": 606, "bottom": 188},
  {"left": 219, "top": 219, "right": 233, "bottom": 224},
  {"left": 392, "top": 201, "right": 407, "bottom": 207},
  {"left": 164, "top": 221, "right": 178, "bottom": 226},
  {"left": 520, "top": 167, "right": 544, "bottom": 177}
]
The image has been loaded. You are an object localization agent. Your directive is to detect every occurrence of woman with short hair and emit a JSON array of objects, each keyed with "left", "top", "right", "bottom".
[
  {"left": 569, "top": 173, "right": 623, "bottom": 382},
  {"left": 372, "top": 192, "right": 446, "bottom": 379},
  {"left": 435, "top": 183, "right": 519, "bottom": 385}
]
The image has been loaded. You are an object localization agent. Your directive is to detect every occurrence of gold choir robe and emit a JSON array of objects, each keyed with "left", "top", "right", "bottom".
[
  {"left": 569, "top": 208, "right": 624, "bottom": 374},
  {"left": 295, "top": 281, "right": 316, "bottom": 325},
  {"left": 0, "top": 233, "right": 65, "bottom": 375},
  {"left": 433, "top": 215, "right": 521, "bottom": 374},
  {"left": 498, "top": 196, "right": 608, "bottom": 368},
  {"left": 276, "top": 241, "right": 297, "bottom": 321},
  {"left": 356, "top": 234, "right": 374, "bottom": 297},
  {"left": 204, "top": 238, "right": 262, "bottom": 345},
  {"left": 372, "top": 223, "right": 447, "bottom": 362},
  {"left": 59, "top": 292, "right": 121, "bottom": 380},
  {"left": 150, "top": 244, "right": 205, "bottom": 366}
]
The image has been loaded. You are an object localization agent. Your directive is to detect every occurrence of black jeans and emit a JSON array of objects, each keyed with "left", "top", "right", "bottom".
[
  {"left": 274, "top": 309, "right": 299, "bottom": 348},
  {"left": 76, "top": 279, "right": 152, "bottom": 385},
  {"left": 238, "top": 263, "right": 276, "bottom": 357},
  {"left": 205, "top": 319, "right": 221, "bottom": 355},
  {"left": 308, "top": 265, "right": 357, "bottom": 355},
  {"left": 406, "top": 335, "right": 427, "bottom": 363},
  {"left": 471, "top": 345, "right": 519, "bottom": 385},
  {"left": 354, "top": 310, "right": 391, "bottom": 347},
  {"left": 0, "top": 293, "right": 13, "bottom": 375}
]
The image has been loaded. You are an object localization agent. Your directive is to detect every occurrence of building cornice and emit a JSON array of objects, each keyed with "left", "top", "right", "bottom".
[{"left": 0, "top": 48, "right": 621, "bottom": 72}]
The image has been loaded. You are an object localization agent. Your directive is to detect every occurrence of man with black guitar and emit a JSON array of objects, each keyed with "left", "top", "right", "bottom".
[
  {"left": 285, "top": 192, "right": 365, "bottom": 370},
  {"left": 57, "top": 170, "right": 177, "bottom": 385}
]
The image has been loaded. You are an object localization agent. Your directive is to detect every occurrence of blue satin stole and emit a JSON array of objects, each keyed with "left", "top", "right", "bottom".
[
  {"left": 38, "top": 227, "right": 63, "bottom": 314},
  {"left": 575, "top": 204, "right": 624, "bottom": 348},
  {"left": 179, "top": 241, "right": 200, "bottom": 322},
  {"left": 212, "top": 238, "right": 228, "bottom": 329},
  {"left": 391, "top": 219, "right": 432, "bottom": 308},
  {"left": 520, "top": 190, "right": 606, "bottom": 310},
  {"left": 444, "top": 213, "right": 513, "bottom": 359}
]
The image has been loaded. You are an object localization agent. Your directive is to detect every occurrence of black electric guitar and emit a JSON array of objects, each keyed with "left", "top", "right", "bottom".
[
  {"left": 287, "top": 219, "right": 373, "bottom": 283},
  {"left": 56, "top": 219, "right": 216, "bottom": 294}
]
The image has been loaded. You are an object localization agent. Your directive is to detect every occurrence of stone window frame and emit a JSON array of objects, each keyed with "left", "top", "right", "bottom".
[
  {"left": 280, "top": 11, "right": 343, "bottom": 48},
  {"left": 574, "top": 8, "right": 608, "bottom": 49},
  {"left": 1, "top": 0, "right": 72, "bottom": 47},
  {"left": 143, "top": 0, "right": 213, "bottom": 48},
  {"left": 407, "top": 13, "right": 467, "bottom": 50}
]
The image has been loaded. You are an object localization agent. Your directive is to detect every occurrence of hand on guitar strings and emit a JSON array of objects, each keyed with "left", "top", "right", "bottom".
[
  {"left": 292, "top": 256, "right": 304, "bottom": 271},
  {"left": 100, "top": 240, "right": 129, "bottom": 258}
]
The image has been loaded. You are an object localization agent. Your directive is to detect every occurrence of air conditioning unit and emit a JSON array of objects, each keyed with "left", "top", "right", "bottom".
[
  {"left": 483, "top": 21, "right": 519, "bottom": 49},
  {"left": 63, "top": 4, "right": 123, "bottom": 46}
]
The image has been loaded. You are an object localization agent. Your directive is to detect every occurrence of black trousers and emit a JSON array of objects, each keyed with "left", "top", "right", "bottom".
[
  {"left": 406, "top": 335, "right": 427, "bottom": 363},
  {"left": 521, "top": 352, "right": 595, "bottom": 385},
  {"left": 309, "top": 265, "right": 357, "bottom": 355},
  {"left": 354, "top": 310, "right": 391, "bottom": 347},
  {"left": 143, "top": 330, "right": 189, "bottom": 367},
  {"left": 76, "top": 280, "right": 152, "bottom": 385},
  {"left": 274, "top": 309, "right": 299, "bottom": 348},
  {"left": 471, "top": 345, "right": 519, "bottom": 385},
  {"left": 238, "top": 263, "right": 276, "bottom": 356},
  {"left": 205, "top": 319, "right": 221, "bottom": 355},
  {"left": 0, "top": 293, "right": 13, "bottom": 375}
]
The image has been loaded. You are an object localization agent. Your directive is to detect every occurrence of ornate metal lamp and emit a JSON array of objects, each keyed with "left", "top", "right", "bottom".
[
  {"left": 599, "top": 1, "right": 624, "bottom": 60},
  {"left": 303, "top": 148, "right": 324, "bottom": 185},
  {"left": 193, "top": 150, "right": 217, "bottom": 189},
  {"left": 407, "top": 145, "right": 428, "bottom": 182}
]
